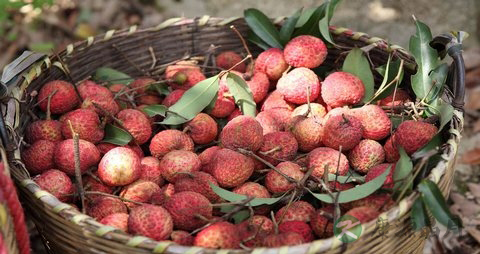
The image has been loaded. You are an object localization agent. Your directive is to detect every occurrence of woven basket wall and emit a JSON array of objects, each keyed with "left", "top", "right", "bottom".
[{"left": 3, "top": 16, "right": 463, "bottom": 254}]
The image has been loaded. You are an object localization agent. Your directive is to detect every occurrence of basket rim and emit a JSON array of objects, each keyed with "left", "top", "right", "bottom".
[{"left": 6, "top": 15, "right": 463, "bottom": 253}]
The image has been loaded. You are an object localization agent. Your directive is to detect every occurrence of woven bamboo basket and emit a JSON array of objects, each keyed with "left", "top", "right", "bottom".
[{"left": 2, "top": 16, "right": 465, "bottom": 254}]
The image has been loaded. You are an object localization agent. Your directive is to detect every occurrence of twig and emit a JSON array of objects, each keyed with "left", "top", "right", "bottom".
[
  {"left": 148, "top": 47, "right": 157, "bottom": 70},
  {"left": 277, "top": 189, "right": 296, "bottom": 225},
  {"left": 237, "top": 148, "right": 296, "bottom": 183},
  {"left": 230, "top": 25, "right": 253, "bottom": 66},
  {"left": 69, "top": 120, "right": 86, "bottom": 213},
  {"left": 46, "top": 90, "right": 57, "bottom": 120}
]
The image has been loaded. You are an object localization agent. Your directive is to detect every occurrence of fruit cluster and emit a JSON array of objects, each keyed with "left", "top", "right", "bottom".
[{"left": 23, "top": 34, "right": 437, "bottom": 249}]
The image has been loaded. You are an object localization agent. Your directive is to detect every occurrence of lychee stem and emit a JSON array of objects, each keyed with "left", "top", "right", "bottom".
[
  {"left": 69, "top": 120, "right": 86, "bottom": 214},
  {"left": 230, "top": 25, "right": 254, "bottom": 69},
  {"left": 271, "top": 211, "right": 279, "bottom": 234},
  {"left": 238, "top": 148, "right": 296, "bottom": 183},
  {"left": 182, "top": 126, "right": 191, "bottom": 133},
  {"left": 91, "top": 102, "right": 139, "bottom": 146},
  {"left": 259, "top": 146, "right": 282, "bottom": 156},
  {"left": 276, "top": 189, "right": 297, "bottom": 226},
  {"left": 46, "top": 90, "right": 57, "bottom": 120}
]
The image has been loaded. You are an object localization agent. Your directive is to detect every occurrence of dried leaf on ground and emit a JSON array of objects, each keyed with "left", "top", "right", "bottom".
[
  {"left": 465, "top": 87, "right": 480, "bottom": 110},
  {"left": 461, "top": 148, "right": 480, "bottom": 165}
]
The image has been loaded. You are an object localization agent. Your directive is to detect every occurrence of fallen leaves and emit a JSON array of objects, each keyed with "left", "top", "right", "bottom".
[{"left": 461, "top": 148, "right": 480, "bottom": 165}]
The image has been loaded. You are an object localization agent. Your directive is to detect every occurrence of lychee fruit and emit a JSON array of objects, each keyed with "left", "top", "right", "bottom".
[
  {"left": 277, "top": 67, "right": 320, "bottom": 104},
  {"left": 244, "top": 72, "right": 270, "bottom": 103},
  {"left": 81, "top": 94, "right": 120, "bottom": 117},
  {"left": 119, "top": 180, "right": 161, "bottom": 208},
  {"left": 226, "top": 108, "right": 243, "bottom": 121},
  {"left": 292, "top": 103, "right": 327, "bottom": 118},
  {"left": 308, "top": 147, "right": 349, "bottom": 180},
  {"left": 350, "top": 193, "right": 395, "bottom": 212},
  {"left": 136, "top": 94, "right": 162, "bottom": 105},
  {"left": 208, "top": 83, "right": 236, "bottom": 118},
  {"left": 128, "top": 204, "right": 173, "bottom": 241},
  {"left": 263, "top": 231, "right": 305, "bottom": 247},
  {"left": 174, "top": 171, "right": 220, "bottom": 203},
  {"left": 54, "top": 139, "right": 101, "bottom": 176},
  {"left": 164, "top": 191, "right": 212, "bottom": 231},
  {"left": 198, "top": 146, "right": 221, "bottom": 173},
  {"left": 100, "top": 213, "right": 129, "bottom": 231},
  {"left": 348, "top": 139, "right": 385, "bottom": 173},
  {"left": 322, "top": 107, "right": 351, "bottom": 124},
  {"left": 322, "top": 114, "right": 363, "bottom": 151},
  {"left": 171, "top": 230, "right": 194, "bottom": 246},
  {"left": 365, "top": 163, "right": 396, "bottom": 189},
  {"left": 345, "top": 206, "right": 380, "bottom": 223},
  {"left": 261, "top": 90, "right": 295, "bottom": 111},
  {"left": 34, "top": 169, "right": 75, "bottom": 202},
  {"left": 151, "top": 183, "right": 175, "bottom": 205},
  {"left": 60, "top": 109, "right": 104, "bottom": 144},
  {"left": 98, "top": 147, "right": 141, "bottom": 186},
  {"left": 183, "top": 113, "right": 218, "bottom": 145},
  {"left": 22, "top": 140, "right": 56, "bottom": 175},
  {"left": 384, "top": 137, "right": 399, "bottom": 162},
  {"left": 25, "top": 119, "right": 62, "bottom": 144},
  {"left": 311, "top": 206, "right": 334, "bottom": 238},
  {"left": 86, "top": 196, "right": 127, "bottom": 220},
  {"left": 234, "top": 182, "right": 271, "bottom": 215},
  {"left": 162, "top": 89, "right": 186, "bottom": 107},
  {"left": 138, "top": 156, "right": 164, "bottom": 186},
  {"left": 258, "top": 131, "right": 298, "bottom": 165},
  {"left": 290, "top": 116, "right": 324, "bottom": 152},
  {"left": 284, "top": 35, "right": 327, "bottom": 68},
  {"left": 255, "top": 111, "right": 281, "bottom": 135},
  {"left": 129, "top": 77, "right": 155, "bottom": 94},
  {"left": 116, "top": 109, "right": 152, "bottom": 145},
  {"left": 83, "top": 172, "right": 114, "bottom": 202},
  {"left": 216, "top": 51, "right": 246, "bottom": 72},
  {"left": 37, "top": 80, "right": 79, "bottom": 114},
  {"left": 171, "top": 68, "right": 206, "bottom": 90},
  {"left": 237, "top": 215, "right": 274, "bottom": 247},
  {"left": 149, "top": 129, "right": 194, "bottom": 159},
  {"left": 265, "top": 161, "right": 304, "bottom": 194},
  {"left": 220, "top": 115, "right": 264, "bottom": 152},
  {"left": 278, "top": 221, "right": 314, "bottom": 242},
  {"left": 78, "top": 80, "right": 112, "bottom": 99},
  {"left": 263, "top": 108, "right": 292, "bottom": 131},
  {"left": 351, "top": 105, "right": 391, "bottom": 140},
  {"left": 321, "top": 72, "right": 365, "bottom": 108},
  {"left": 159, "top": 150, "right": 201, "bottom": 183},
  {"left": 275, "top": 201, "right": 315, "bottom": 223},
  {"left": 210, "top": 148, "right": 254, "bottom": 188},
  {"left": 254, "top": 48, "right": 289, "bottom": 81},
  {"left": 377, "top": 89, "right": 411, "bottom": 109},
  {"left": 194, "top": 221, "right": 240, "bottom": 249}
]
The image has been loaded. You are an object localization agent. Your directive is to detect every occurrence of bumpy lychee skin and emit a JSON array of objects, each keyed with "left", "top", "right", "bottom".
[
  {"left": 210, "top": 149, "right": 254, "bottom": 188},
  {"left": 237, "top": 215, "right": 274, "bottom": 247},
  {"left": 60, "top": 109, "right": 104, "bottom": 144},
  {"left": 100, "top": 213, "right": 128, "bottom": 231},
  {"left": 129, "top": 77, "right": 155, "bottom": 94},
  {"left": 233, "top": 182, "right": 271, "bottom": 198},
  {"left": 311, "top": 206, "right": 334, "bottom": 238},
  {"left": 345, "top": 206, "right": 380, "bottom": 223},
  {"left": 265, "top": 162, "right": 304, "bottom": 194},
  {"left": 275, "top": 201, "right": 315, "bottom": 223},
  {"left": 198, "top": 146, "right": 221, "bottom": 173},
  {"left": 226, "top": 108, "right": 243, "bottom": 121},
  {"left": 184, "top": 113, "right": 218, "bottom": 145},
  {"left": 284, "top": 35, "right": 328, "bottom": 68},
  {"left": 34, "top": 169, "right": 75, "bottom": 202},
  {"left": 171, "top": 230, "right": 194, "bottom": 246},
  {"left": 78, "top": 80, "right": 112, "bottom": 99},
  {"left": 116, "top": 109, "right": 152, "bottom": 145},
  {"left": 277, "top": 67, "right": 320, "bottom": 104},
  {"left": 216, "top": 51, "right": 246, "bottom": 72},
  {"left": 365, "top": 163, "right": 396, "bottom": 188},
  {"left": 98, "top": 147, "right": 141, "bottom": 186},
  {"left": 322, "top": 72, "right": 365, "bottom": 108},
  {"left": 174, "top": 172, "right": 220, "bottom": 203},
  {"left": 254, "top": 48, "right": 289, "bottom": 81},
  {"left": 164, "top": 191, "right": 212, "bottom": 231},
  {"left": 322, "top": 107, "right": 351, "bottom": 124},
  {"left": 194, "top": 222, "right": 240, "bottom": 249},
  {"left": 83, "top": 172, "right": 114, "bottom": 202},
  {"left": 308, "top": 147, "right": 349, "bottom": 180},
  {"left": 292, "top": 103, "right": 327, "bottom": 118},
  {"left": 139, "top": 156, "right": 164, "bottom": 186},
  {"left": 244, "top": 72, "right": 270, "bottom": 103},
  {"left": 54, "top": 139, "right": 101, "bottom": 175},
  {"left": 349, "top": 193, "right": 395, "bottom": 212},
  {"left": 136, "top": 94, "right": 162, "bottom": 105},
  {"left": 291, "top": 116, "right": 324, "bottom": 152},
  {"left": 22, "top": 140, "right": 56, "bottom": 175},
  {"left": 220, "top": 115, "right": 264, "bottom": 152},
  {"left": 128, "top": 204, "right": 173, "bottom": 241},
  {"left": 261, "top": 90, "right": 296, "bottom": 112},
  {"left": 171, "top": 68, "right": 206, "bottom": 90},
  {"left": 378, "top": 89, "right": 411, "bottom": 108},
  {"left": 120, "top": 180, "right": 161, "bottom": 208},
  {"left": 384, "top": 137, "right": 399, "bottom": 162},
  {"left": 255, "top": 111, "right": 281, "bottom": 135},
  {"left": 165, "top": 61, "right": 200, "bottom": 79},
  {"left": 149, "top": 130, "right": 194, "bottom": 159},
  {"left": 348, "top": 139, "right": 385, "bottom": 173},
  {"left": 278, "top": 221, "right": 314, "bottom": 242},
  {"left": 208, "top": 82, "right": 236, "bottom": 118},
  {"left": 263, "top": 232, "right": 306, "bottom": 247},
  {"left": 81, "top": 94, "right": 120, "bottom": 117},
  {"left": 162, "top": 89, "right": 186, "bottom": 107},
  {"left": 37, "top": 80, "right": 79, "bottom": 114},
  {"left": 159, "top": 150, "right": 201, "bottom": 183},
  {"left": 25, "top": 120, "right": 62, "bottom": 144},
  {"left": 351, "top": 105, "right": 391, "bottom": 140},
  {"left": 264, "top": 108, "right": 293, "bottom": 131},
  {"left": 86, "top": 196, "right": 127, "bottom": 220},
  {"left": 323, "top": 114, "right": 363, "bottom": 151},
  {"left": 259, "top": 131, "right": 298, "bottom": 165},
  {"left": 151, "top": 183, "right": 175, "bottom": 205}
]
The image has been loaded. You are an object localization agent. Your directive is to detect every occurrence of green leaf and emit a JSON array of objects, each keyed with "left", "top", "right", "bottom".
[
  {"left": 247, "top": 31, "right": 271, "bottom": 50},
  {"left": 93, "top": 67, "right": 133, "bottom": 85},
  {"left": 318, "top": 0, "right": 341, "bottom": 45},
  {"left": 411, "top": 198, "right": 430, "bottom": 231},
  {"left": 393, "top": 148, "right": 413, "bottom": 189},
  {"left": 327, "top": 173, "right": 364, "bottom": 183},
  {"left": 102, "top": 124, "right": 132, "bottom": 145},
  {"left": 412, "top": 134, "right": 442, "bottom": 159},
  {"left": 426, "top": 63, "right": 449, "bottom": 103},
  {"left": 342, "top": 48, "right": 375, "bottom": 103},
  {"left": 29, "top": 42, "right": 55, "bottom": 53},
  {"left": 210, "top": 183, "right": 285, "bottom": 206},
  {"left": 295, "top": 7, "right": 317, "bottom": 28},
  {"left": 152, "top": 83, "right": 170, "bottom": 96},
  {"left": 309, "top": 166, "right": 391, "bottom": 203},
  {"left": 374, "top": 58, "right": 405, "bottom": 100},
  {"left": 293, "top": 5, "right": 325, "bottom": 37},
  {"left": 232, "top": 210, "right": 250, "bottom": 224},
  {"left": 161, "top": 75, "right": 220, "bottom": 125},
  {"left": 244, "top": 8, "right": 283, "bottom": 49},
  {"left": 409, "top": 19, "right": 439, "bottom": 100},
  {"left": 226, "top": 73, "right": 256, "bottom": 117},
  {"left": 279, "top": 8, "right": 303, "bottom": 45},
  {"left": 141, "top": 104, "right": 167, "bottom": 117},
  {"left": 437, "top": 101, "right": 454, "bottom": 132},
  {"left": 418, "top": 179, "right": 462, "bottom": 229}
]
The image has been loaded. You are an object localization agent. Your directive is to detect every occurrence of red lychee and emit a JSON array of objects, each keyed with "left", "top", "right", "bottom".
[
  {"left": 234, "top": 182, "right": 271, "bottom": 215},
  {"left": 149, "top": 129, "right": 194, "bottom": 159},
  {"left": 278, "top": 220, "right": 314, "bottom": 242},
  {"left": 78, "top": 80, "right": 112, "bottom": 99},
  {"left": 261, "top": 90, "right": 295, "bottom": 112},
  {"left": 292, "top": 103, "right": 327, "bottom": 118},
  {"left": 275, "top": 201, "right": 315, "bottom": 223},
  {"left": 277, "top": 67, "right": 320, "bottom": 104},
  {"left": 138, "top": 156, "right": 164, "bottom": 186},
  {"left": 171, "top": 230, "right": 194, "bottom": 246},
  {"left": 34, "top": 169, "right": 75, "bottom": 202},
  {"left": 208, "top": 82, "right": 236, "bottom": 118},
  {"left": 54, "top": 139, "right": 101, "bottom": 176},
  {"left": 171, "top": 68, "right": 206, "bottom": 90},
  {"left": 216, "top": 51, "right": 246, "bottom": 72},
  {"left": 308, "top": 147, "right": 349, "bottom": 180},
  {"left": 86, "top": 196, "right": 127, "bottom": 220},
  {"left": 22, "top": 140, "right": 56, "bottom": 175},
  {"left": 174, "top": 171, "right": 220, "bottom": 203},
  {"left": 351, "top": 105, "right": 391, "bottom": 140},
  {"left": 136, "top": 94, "right": 162, "bottom": 105},
  {"left": 194, "top": 221, "right": 241, "bottom": 249},
  {"left": 265, "top": 161, "right": 304, "bottom": 194},
  {"left": 98, "top": 147, "right": 141, "bottom": 186},
  {"left": 220, "top": 115, "right": 264, "bottom": 152},
  {"left": 322, "top": 107, "right": 351, "bottom": 124},
  {"left": 81, "top": 94, "right": 120, "bottom": 117},
  {"left": 198, "top": 146, "right": 221, "bottom": 174},
  {"left": 37, "top": 80, "right": 79, "bottom": 114},
  {"left": 255, "top": 111, "right": 281, "bottom": 135},
  {"left": 159, "top": 150, "right": 201, "bottom": 183},
  {"left": 321, "top": 72, "right": 365, "bottom": 108},
  {"left": 348, "top": 139, "right": 385, "bottom": 173},
  {"left": 322, "top": 114, "right": 363, "bottom": 151},
  {"left": 284, "top": 35, "right": 327, "bottom": 68},
  {"left": 263, "top": 108, "right": 292, "bottom": 131},
  {"left": 129, "top": 77, "right": 155, "bottom": 94},
  {"left": 263, "top": 232, "right": 305, "bottom": 247},
  {"left": 119, "top": 180, "right": 161, "bottom": 208},
  {"left": 128, "top": 204, "right": 173, "bottom": 241},
  {"left": 100, "top": 213, "right": 129, "bottom": 231},
  {"left": 377, "top": 89, "right": 411, "bottom": 109},
  {"left": 345, "top": 206, "right": 380, "bottom": 223},
  {"left": 25, "top": 119, "right": 62, "bottom": 144},
  {"left": 311, "top": 206, "right": 334, "bottom": 238},
  {"left": 83, "top": 172, "right": 114, "bottom": 202},
  {"left": 237, "top": 215, "right": 274, "bottom": 247},
  {"left": 254, "top": 48, "right": 289, "bottom": 81},
  {"left": 162, "top": 89, "right": 186, "bottom": 107},
  {"left": 365, "top": 163, "right": 396, "bottom": 189},
  {"left": 258, "top": 131, "right": 298, "bottom": 165},
  {"left": 60, "top": 109, "right": 104, "bottom": 144},
  {"left": 164, "top": 191, "right": 212, "bottom": 231},
  {"left": 116, "top": 109, "right": 152, "bottom": 145},
  {"left": 244, "top": 72, "right": 270, "bottom": 103},
  {"left": 210, "top": 148, "right": 254, "bottom": 188},
  {"left": 151, "top": 183, "right": 175, "bottom": 205},
  {"left": 184, "top": 113, "right": 218, "bottom": 145},
  {"left": 290, "top": 116, "right": 324, "bottom": 152}
]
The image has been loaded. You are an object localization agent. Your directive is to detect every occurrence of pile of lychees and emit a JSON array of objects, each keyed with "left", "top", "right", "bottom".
[{"left": 23, "top": 34, "right": 437, "bottom": 249}]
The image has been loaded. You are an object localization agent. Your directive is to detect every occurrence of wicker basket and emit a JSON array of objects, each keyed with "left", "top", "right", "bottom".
[{"left": 2, "top": 16, "right": 465, "bottom": 254}]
